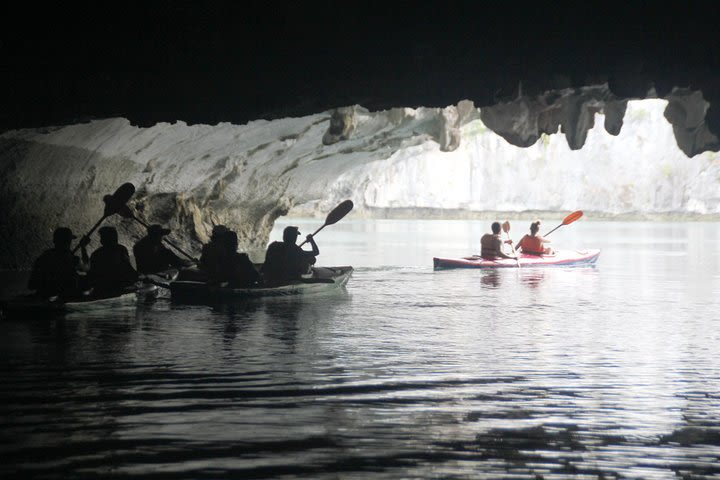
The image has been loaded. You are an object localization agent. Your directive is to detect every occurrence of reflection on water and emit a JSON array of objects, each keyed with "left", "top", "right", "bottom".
[
  {"left": 1, "top": 220, "right": 720, "bottom": 479},
  {"left": 480, "top": 269, "right": 502, "bottom": 288},
  {"left": 519, "top": 269, "right": 547, "bottom": 289}
]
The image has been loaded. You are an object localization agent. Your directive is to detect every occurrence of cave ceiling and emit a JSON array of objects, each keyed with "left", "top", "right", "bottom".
[{"left": 1, "top": 2, "right": 718, "bottom": 154}]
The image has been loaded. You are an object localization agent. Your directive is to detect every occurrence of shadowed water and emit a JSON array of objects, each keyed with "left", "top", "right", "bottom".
[{"left": 1, "top": 220, "right": 719, "bottom": 479}]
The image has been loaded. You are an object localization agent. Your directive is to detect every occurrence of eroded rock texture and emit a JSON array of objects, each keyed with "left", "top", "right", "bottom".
[
  {"left": 478, "top": 85, "right": 717, "bottom": 157},
  {"left": 0, "top": 84, "right": 718, "bottom": 270},
  {"left": 323, "top": 85, "right": 718, "bottom": 157},
  {"left": 0, "top": 106, "right": 485, "bottom": 269}
]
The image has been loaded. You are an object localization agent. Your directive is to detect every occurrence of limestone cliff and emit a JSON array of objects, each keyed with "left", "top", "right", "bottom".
[{"left": 1, "top": 90, "right": 718, "bottom": 270}]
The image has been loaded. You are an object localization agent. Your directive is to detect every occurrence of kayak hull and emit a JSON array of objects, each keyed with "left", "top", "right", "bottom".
[
  {"left": 433, "top": 249, "right": 600, "bottom": 269},
  {"left": 1, "top": 288, "right": 150, "bottom": 319},
  {"left": 170, "top": 266, "right": 353, "bottom": 303},
  {"left": 0, "top": 271, "right": 175, "bottom": 319}
]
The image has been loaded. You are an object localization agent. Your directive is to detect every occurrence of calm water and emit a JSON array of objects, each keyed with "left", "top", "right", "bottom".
[{"left": 2, "top": 219, "right": 720, "bottom": 479}]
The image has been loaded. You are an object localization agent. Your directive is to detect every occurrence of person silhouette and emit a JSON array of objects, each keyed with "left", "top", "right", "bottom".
[
  {"left": 220, "top": 231, "right": 262, "bottom": 288},
  {"left": 199, "top": 224, "right": 229, "bottom": 281},
  {"left": 86, "top": 226, "right": 138, "bottom": 294},
  {"left": 261, "top": 226, "right": 319, "bottom": 287},
  {"left": 27, "top": 227, "right": 87, "bottom": 298},
  {"left": 133, "top": 224, "right": 186, "bottom": 275}
]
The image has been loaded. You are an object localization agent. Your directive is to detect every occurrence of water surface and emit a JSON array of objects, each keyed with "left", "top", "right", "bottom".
[{"left": 2, "top": 219, "right": 720, "bottom": 479}]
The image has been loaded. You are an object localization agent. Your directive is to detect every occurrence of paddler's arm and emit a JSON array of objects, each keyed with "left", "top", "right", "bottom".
[
  {"left": 498, "top": 238, "right": 517, "bottom": 259},
  {"left": 304, "top": 234, "right": 320, "bottom": 256}
]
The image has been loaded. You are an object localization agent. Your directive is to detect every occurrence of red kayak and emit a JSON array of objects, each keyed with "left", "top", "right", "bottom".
[{"left": 433, "top": 249, "right": 601, "bottom": 269}]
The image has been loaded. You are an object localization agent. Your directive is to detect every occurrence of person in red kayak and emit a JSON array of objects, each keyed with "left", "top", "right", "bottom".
[
  {"left": 480, "top": 222, "right": 516, "bottom": 260},
  {"left": 516, "top": 220, "right": 555, "bottom": 255}
]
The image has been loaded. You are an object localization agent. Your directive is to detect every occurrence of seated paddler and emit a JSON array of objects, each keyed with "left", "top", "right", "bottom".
[
  {"left": 86, "top": 226, "right": 138, "bottom": 295},
  {"left": 27, "top": 227, "right": 88, "bottom": 299},
  {"left": 262, "top": 226, "right": 319, "bottom": 287},
  {"left": 516, "top": 220, "right": 555, "bottom": 255},
  {"left": 133, "top": 224, "right": 187, "bottom": 276},
  {"left": 480, "top": 221, "right": 516, "bottom": 260},
  {"left": 218, "top": 231, "right": 262, "bottom": 288}
]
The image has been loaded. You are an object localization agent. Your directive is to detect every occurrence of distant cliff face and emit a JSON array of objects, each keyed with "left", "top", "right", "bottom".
[
  {"left": 0, "top": 94, "right": 718, "bottom": 270},
  {"left": 318, "top": 100, "right": 720, "bottom": 217},
  {"left": 294, "top": 84, "right": 720, "bottom": 158}
]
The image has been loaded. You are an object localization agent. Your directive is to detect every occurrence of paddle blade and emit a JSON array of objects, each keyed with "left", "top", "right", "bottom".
[
  {"left": 502, "top": 221, "right": 510, "bottom": 233},
  {"left": 103, "top": 183, "right": 136, "bottom": 216},
  {"left": 112, "top": 182, "right": 136, "bottom": 205},
  {"left": 325, "top": 200, "right": 354, "bottom": 226},
  {"left": 543, "top": 210, "right": 584, "bottom": 237},
  {"left": 562, "top": 210, "right": 584, "bottom": 225}
]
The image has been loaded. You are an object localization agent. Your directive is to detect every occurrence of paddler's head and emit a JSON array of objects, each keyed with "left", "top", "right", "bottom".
[
  {"left": 53, "top": 227, "right": 77, "bottom": 249},
  {"left": 530, "top": 220, "right": 541, "bottom": 235},
  {"left": 283, "top": 226, "right": 300, "bottom": 244},
  {"left": 210, "top": 225, "right": 228, "bottom": 242},
  {"left": 98, "top": 226, "right": 119, "bottom": 247},
  {"left": 147, "top": 224, "right": 171, "bottom": 241}
]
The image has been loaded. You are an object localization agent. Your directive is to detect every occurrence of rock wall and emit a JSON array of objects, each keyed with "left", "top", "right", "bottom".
[
  {"left": 1, "top": 91, "right": 718, "bottom": 270},
  {"left": 0, "top": 106, "right": 474, "bottom": 269}
]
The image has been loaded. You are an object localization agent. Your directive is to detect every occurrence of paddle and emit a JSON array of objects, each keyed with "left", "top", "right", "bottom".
[
  {"left": 543, "top": 210, "right": 584, "bottom": 237},
  {"left": 299, "top": 200, "right": 354, "bottom": 246},
  {"left": 72, "top": 182, "right": 136, "bottom": 254},
  {"left": 117, "top": 205, "right": 198, "bottom": 262},
  {"left": 502, "top": 220, "right": 520, "bottom": 267}
]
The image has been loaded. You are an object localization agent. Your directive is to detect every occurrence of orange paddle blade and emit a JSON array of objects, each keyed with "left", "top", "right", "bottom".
[{"left": 562, "top": 210, "right": 584, "bottom": 225}]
